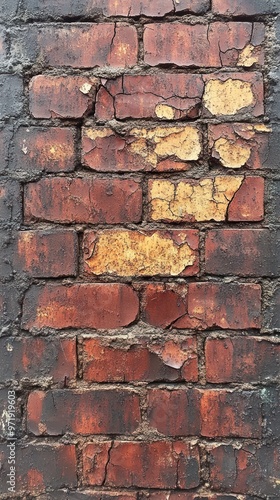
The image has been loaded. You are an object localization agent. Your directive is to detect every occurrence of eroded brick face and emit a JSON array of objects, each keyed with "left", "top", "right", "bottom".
[{"left": 1, "top": 1, "right": 279, "bottom": 498}]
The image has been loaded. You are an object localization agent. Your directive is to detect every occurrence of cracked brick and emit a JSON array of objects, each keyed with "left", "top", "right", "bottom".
[
  {"left": 29, "top": 75, "right": 99, "bottom": 119},
  {"left": 144, "top": 23, "right": 264, "bottom": 68},
  {"left": 83, "top": 441, "right": 200, "bottom": 489},
  {"left": 82, "top": 125, "right": 202, "bottom": 172},
  {"left": 82, "top": 337, "right": 198, "bottom": 383},
  {"left": 24, "top": 178, "right": 142, "bottom": 224},
  {"left": 209, "top": 123, "right": 270, "bottom": 169}
]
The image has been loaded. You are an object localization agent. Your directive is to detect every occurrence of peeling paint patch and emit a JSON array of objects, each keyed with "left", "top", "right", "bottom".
[
  {"left": 83, "top": 230, "right": 199, "bottom": 276},
  {"left": 203, "top": 79, "right": 254, "bottom": 116},
  {"left": 149, "top": 176, "right": 243, "bottom": 222}
]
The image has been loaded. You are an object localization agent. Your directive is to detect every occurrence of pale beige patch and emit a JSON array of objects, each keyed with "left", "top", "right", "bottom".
[
  {"left": 214, "top": 138, "right": 251, "bottom": 168},
  {"left": 155, "top": 104, "right": 176, "bottom": 119},
  {"left": 149, "top": 176, "right": 244, "bottom": 222},
  {"left": 84, "top": 230, "right": 196, "bottom": 276},
  {"left": 238, "top": 44, "right": 259, "bottom": 67},
  {"left": 203, "top": 79, "right": 254, "bottom": 116}
]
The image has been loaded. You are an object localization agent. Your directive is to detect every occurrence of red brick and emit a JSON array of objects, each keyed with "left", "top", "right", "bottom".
[
  {"left": 212, "top": 0, "right": 277, "bottom": 16},
  {"left": 205, "top": 229, "right": 278, "bottom": 276},
  {"left": 144, "top": 23, "right": 264, "bottom": 68},
  {"left": 83, "top": 337, "right": 198, "bottom": 383},
  {"left": 27, "top": 389, "right": 141, "bottom": 435},
  {"left": 38, "top": 24, "right": 137, "bottom": 68},
  {"left": 24, "top": 178, "right": 142, "bottom": 224},
  {"left": 95, "top": 74, "right": 204, "bottom": 121},
  {"left": 22, "top": 283, "right": 139, "bottom": 330},
  {"left": 188, "top": 283, "right": 262, "bottom": 329},
  {"left": 15, "top": 230, "right": 78, "bottom": 277},
  {"left": 14, "top": 127, "right": 76, "bottom": 173},
  {"left": 0, "top": 443, "right": 76, "bottom": 494},
  {"left": 147, "top": 389, "right": 261, "bottom": 438},
  {"left": 82, "top": 124, "right": 202, "bottom": 172},
  {"left": 23, "top": 0, "right": 210, "bottom": 18},
  {"left": 0, "top": 337, "right": 76, "bottom": 383},
  {"left": 142, "top": 283, "right": 187, "bottom": 328},
  {"left": 228, "top": 176, "right": 264, "bottom": 221},
  {"left": 205, "top": 337, "right": 280, "bottom": 383},
  {"left": 29, "top": 75, "right": 98, "bottom": 119},
  {"left": 208, "top": 123, "right": 270, "bottom": 170},
  {"left": 83, "top": 441, "right": 200, "bottom": 489},
  {"left": 209, "top": 444, "right": 280, "bottom": 497},
  {"left": 202, "top": 72, "right": 264, "bottom": 118}
]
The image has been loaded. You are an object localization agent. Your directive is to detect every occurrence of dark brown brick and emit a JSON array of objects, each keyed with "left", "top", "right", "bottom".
[
  {"left": 188, "top": 282, "right": 262, "bottom": 330},
  {"left": 209, "top": 444, "right": 280, "bottom": 497},
  {"left": 13, "top": 127, "right": 76, "bottom": 173},
  {"left": 15, "top": 230, "right": 78, "bottom": 277},
  {"left": 27, "top": 390, "right": 141, "bottom": 435},
  {"left": 0, "top": 337, "right": 76, "bottom": 383},
  {"left": 95, "top": 74, "right": 204, "bottom": 121},
  {"left": 212, "top": 0, "right": 278, "bottom": 16},
  {"left": 205, "top": 229, "right": 280, "bottom": 276},
  {"left": 0, "top": 443, "right": 76, "bottom": 494},
  {"left": 206, "top": 337, "right": 280, "bottom": 383}
]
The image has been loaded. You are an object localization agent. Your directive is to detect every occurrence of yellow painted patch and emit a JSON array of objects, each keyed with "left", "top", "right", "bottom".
[
  {"left": 155, "top": 104, "right": 176, "bottom": 119},
  {"left": 84, "top": 128, "right": 113, "bottom": 140},
  {"left": 214, "top": 138, "right": 251, "bottom": 168},
  {"left": 149, "top": 176, "right": 244, "bottom": 222},
  {"left": 238, "top": 44, "right": 259, "bottom": 67},
  {"left": 204, "top": 79, "right": 254, "bottom": 116},
  {"left": 84, "top": 230, "right": 196, "bottom": 276}
]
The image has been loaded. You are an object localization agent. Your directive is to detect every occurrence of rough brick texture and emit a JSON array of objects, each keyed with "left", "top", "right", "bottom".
[{"left": 1, "top": 1, "right": 279, "bottom": 498}]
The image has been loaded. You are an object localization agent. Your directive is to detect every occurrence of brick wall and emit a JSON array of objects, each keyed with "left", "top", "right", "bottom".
[{"left": 0, "top": 0, "right": 280, "bottom": 498}]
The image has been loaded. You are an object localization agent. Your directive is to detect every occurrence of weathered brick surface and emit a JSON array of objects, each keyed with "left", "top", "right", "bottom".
[
  {"left": 144, "top": 23, "right": 264, "bottom": 68},
  {"left": 22, "top": 284, "right": 139, "bottom": 330},
  {"left": 82, "top": 125, "right": 202, "bottom": 172},
  {"left": 83, "top": 230, "right": 199, "bottom": 277},
  {"left": 212, "top": 0, "right": 279, "bottom": 16},
  {"left": 208, "top": 123, "right": 270, "bottom": 169},
  {"left": 0, "top": 337, "right": 76, "bottom": 382},
  {"left": 37, "top": 24, "right": 138, "bottom": 68},
  {"left": 13, "top": 127, "right": 76, "bottom": 173},
  {"left": 187, "top": 283, "right": 262, "bottom": 330},
  {"left": 0, "top": 443, "right": 77, "bottom": 494},
  {"left": 27, "top": 390, "right": 141, "bottom": 435},
  {"left": 82, "top": 337, "right": 198, "bottom": 382},
  {"left": 23, "top": 0, "right": 210, "bottom": 19},
  {"left": 15, "top": 230, "right": 78, "bottom": 277},
  {"left": 148, "top": 177, "right": 263, "bottom": 222},
  {"left": 83, "top": 441, "right": 200, "bottom": 488},
  {"left": 29, "top": 76, "right": 99, "bottom": 118},
  {"left": 24, "top": 178, "right": 142, "bottom": 224},
  {"left": 205, "top": 229, "right": 280, "bottom": 276},
  {"left": 205, "top": 337, "right": 280, "bottom": 383},
  {"left": 1, "top": 0, "right": 279, "bottom": 497},
  {"left": 147, "top": 389, "right": 262, "bottom": 438},
  {"left": 209, "top": 444, "right": 280, "bottom": 497}
]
